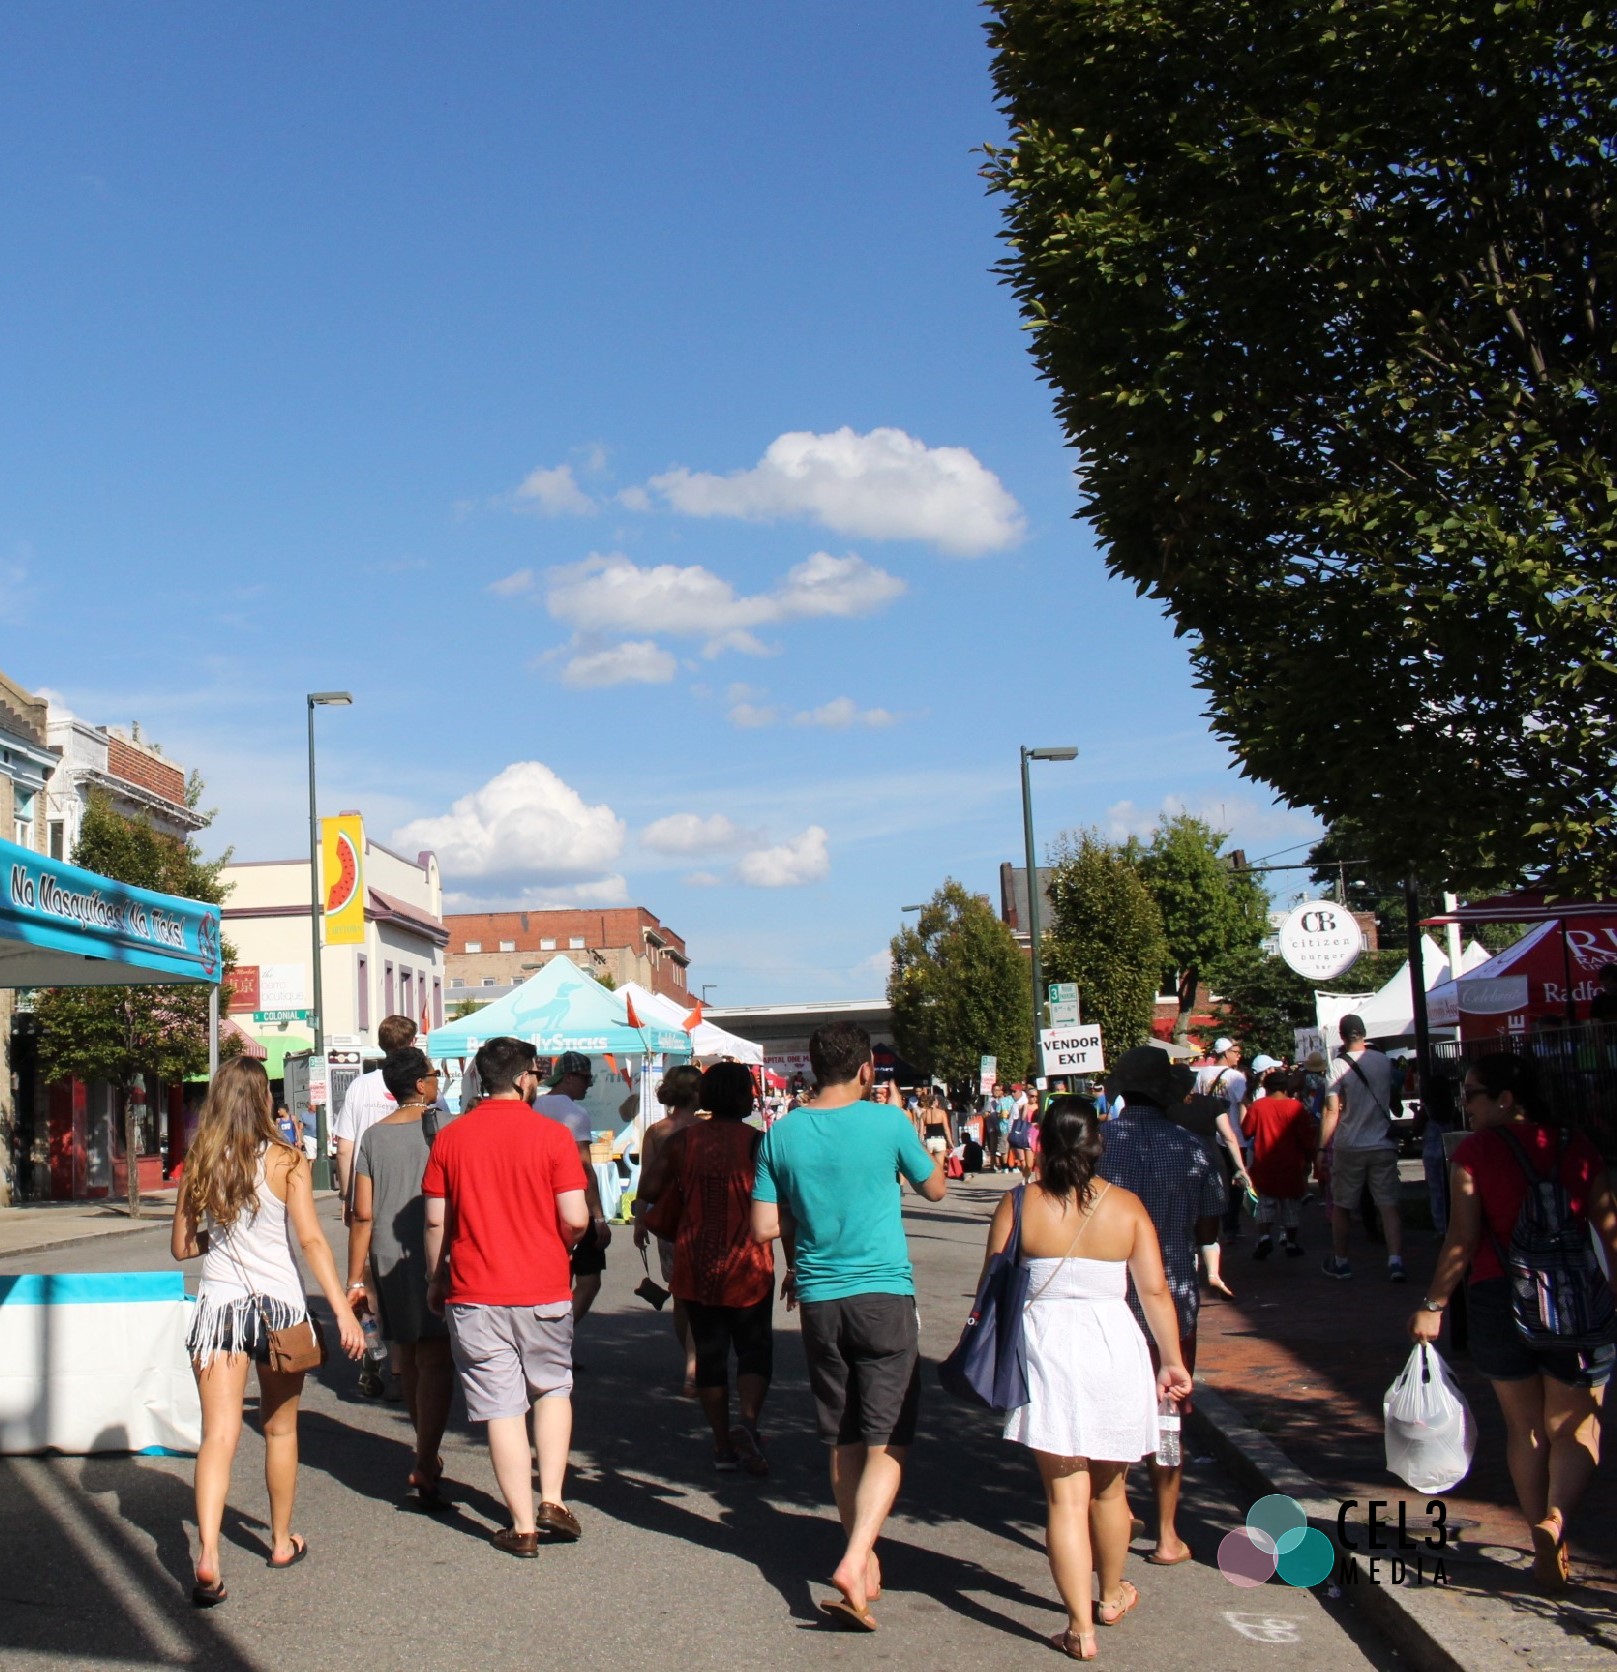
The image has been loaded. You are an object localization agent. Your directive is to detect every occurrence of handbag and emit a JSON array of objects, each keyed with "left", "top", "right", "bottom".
[
  {"left": 224, "top": 1225, "right": 328, "bottom": 1375},
  {"left": 639, "top": 1130, "right": 689, "bottom": 1241}
]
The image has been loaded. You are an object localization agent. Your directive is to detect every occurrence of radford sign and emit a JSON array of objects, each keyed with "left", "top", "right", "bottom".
[{"left": 1278, "top": 901, "right": 1365, "bottom": 981}]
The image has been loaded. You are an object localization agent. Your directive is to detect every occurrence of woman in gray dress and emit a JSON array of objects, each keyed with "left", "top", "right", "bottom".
[{"left": 346, "top": 1047, "right": 454, "bottom": 1510}]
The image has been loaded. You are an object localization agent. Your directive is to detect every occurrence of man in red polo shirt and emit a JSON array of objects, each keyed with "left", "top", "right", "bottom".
[{"left": 424, "top": 1036, "right": 589, "bottom": 1555}]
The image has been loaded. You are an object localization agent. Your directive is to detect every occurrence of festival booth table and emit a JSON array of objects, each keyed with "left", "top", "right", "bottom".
[
  {"left": 0, "top": 836, "right": 222, "bottom": 1455},
  {"left": 426, "top": 955, "right": 692, "bottom": 1217}
]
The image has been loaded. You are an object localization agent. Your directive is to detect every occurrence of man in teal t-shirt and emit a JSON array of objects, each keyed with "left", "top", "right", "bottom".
[{"left": 752, "top": 1022, "right": 945, "bottom": 1630}]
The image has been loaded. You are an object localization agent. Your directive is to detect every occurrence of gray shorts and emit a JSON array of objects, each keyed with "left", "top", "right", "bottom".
[
  {"left": 1331, "top": 1146, "right": 1401, "bottom": 1210},
  {"left": 447, "top": 1302, "right": 573, "bottom": 1421}
]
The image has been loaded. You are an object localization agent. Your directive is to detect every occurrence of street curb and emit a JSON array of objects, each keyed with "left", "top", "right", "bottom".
[
  {"left": 0, "top": 1215, "right": 172, "bottom": 1260},
  {"left": 1188, "top": 1386, "right": 1526, "bottom": 1672}
]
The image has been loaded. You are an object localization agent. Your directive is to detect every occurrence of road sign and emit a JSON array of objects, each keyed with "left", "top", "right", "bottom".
[
  {"left": 1277, "top": 901, "right": 1364, "bottom": 980},
  {"left": 254, "top": 1009, "right": 311, "bottom": 1024},
  {"left": 1047, "top": 982, "right": 1080, "bottom": 1026},
  {"left": 1039, "top": 1025, "right": 1105, "bottom": 1075},
  {"left": 979, "top": 1055, "right": 997, "bottom": 1096}
]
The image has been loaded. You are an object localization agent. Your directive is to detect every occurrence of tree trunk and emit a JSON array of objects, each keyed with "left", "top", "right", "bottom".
[
  {"left": 123, "top": 1084, "right": 140, "bottom": 1218},
  {"left": 1173, "top": 967, "right": 1198, "bottom": 1042}
]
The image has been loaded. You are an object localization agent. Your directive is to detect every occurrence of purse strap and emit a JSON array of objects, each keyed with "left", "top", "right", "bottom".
[{"left": 1026, "top": 1182, "right": 1112, "bottom": 1308}]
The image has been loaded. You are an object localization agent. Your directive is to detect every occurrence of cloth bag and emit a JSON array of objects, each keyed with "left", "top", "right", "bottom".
[
  {"left": 938, "top": 1187, "right": 1031, "bottom": 1412},
  {"left": 1383, "top": 1344, "right": 1475, "bottom": 1494}
]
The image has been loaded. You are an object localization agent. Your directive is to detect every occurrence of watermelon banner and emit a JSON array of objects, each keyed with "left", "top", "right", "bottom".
[{"left": 321, "top": 814, "right": 366, "bottom": 947}]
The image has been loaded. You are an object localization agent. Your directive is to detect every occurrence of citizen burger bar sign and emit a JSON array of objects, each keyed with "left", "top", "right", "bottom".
[{"left": 1278, "top": 901, "right": 1365, "bottom": 981}]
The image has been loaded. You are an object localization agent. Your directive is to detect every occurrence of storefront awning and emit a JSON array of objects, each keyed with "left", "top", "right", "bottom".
[{"left": 0, "top": 837, "right": 222, "bottom": 989}]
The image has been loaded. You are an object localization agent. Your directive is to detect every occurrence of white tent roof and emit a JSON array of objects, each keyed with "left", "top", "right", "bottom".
[
  {"left": 617, "top": 982, "right": 764, "bottom": 1065},
  {"left": 1316, "top": 936, "right": 1491, "bottom": 1042}
]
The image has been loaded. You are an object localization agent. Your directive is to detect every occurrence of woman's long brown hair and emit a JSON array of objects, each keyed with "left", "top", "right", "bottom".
[{"left": 183, "top": 1057, "right": 297, "bottom": 1229}]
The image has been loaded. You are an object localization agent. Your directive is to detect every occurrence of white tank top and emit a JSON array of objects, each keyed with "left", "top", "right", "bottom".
[{"left": 197, "top": 1147, "right": 306, "bottom": 1313}]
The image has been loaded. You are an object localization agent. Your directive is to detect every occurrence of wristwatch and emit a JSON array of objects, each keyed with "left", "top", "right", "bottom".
[{"left": 1421, "top": 1296, "right": 1447, "bottom": 1312}]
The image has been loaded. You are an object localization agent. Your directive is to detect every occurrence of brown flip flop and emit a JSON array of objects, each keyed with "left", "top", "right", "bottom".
[
  {"left": 822, "top": 1598, "right": 879, "bottom": 1632},
  {"left": 1146, "top": 1545, "right": 1195, "bottom": 1566}
]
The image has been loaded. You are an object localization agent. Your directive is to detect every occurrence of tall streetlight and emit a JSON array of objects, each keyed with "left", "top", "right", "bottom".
[
  {"left": 1020, "top": 746, "right": 1078, "bottom": 1070},
  {"left": 307, "top": 691, "right": 352, "bottom": 1189}
]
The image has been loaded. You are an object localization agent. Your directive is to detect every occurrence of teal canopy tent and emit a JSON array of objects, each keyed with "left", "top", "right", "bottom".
[{"left": 426, "top": 954, "right": 691, "bottom": 1059}]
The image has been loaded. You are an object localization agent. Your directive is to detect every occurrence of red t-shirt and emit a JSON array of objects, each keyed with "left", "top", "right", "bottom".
[
  {"left": 1242, "top": 1096, "right": 1316, "bottom": 1199},
  {"left": 1453, "top": 1121, "right": 1606, "bottom": 1285},
  {"left": 420, "top": 1098, "right": 588, "bottom": 1306}
]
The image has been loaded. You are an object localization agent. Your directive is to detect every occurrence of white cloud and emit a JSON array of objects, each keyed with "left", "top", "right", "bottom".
[
  {"left": 727, "top": 702, "right": 778, "bottom": 729},
  {"left": 561, "top": 640, "right": 678, "bottom": 688},
  {"left": 734, "top": 825, "right": 830, "bottom": 888},
  {"left": 488, "top": 567, "right": 536, "bottom": 598},
  {"left": 1103, "top": 793, "right": 1323, "bottom": 851},
  {"left": 616, "top": 484, "right": 653, "bottom": 512},
  {"left": 544, "top": 549, "right": 904, "bottom": 658},
  {"left": 793, "top": 697, "right": 898, "bottom": 730},
  {"left": 645, "top": 426, "right": 1025, "bottom": 556},
  {"left": 854, "top": 948, "right": 894, "bottom": 987},
  {"left": 444, "top": 874, "right": 631, "bottom": 912},
  {"left": 682, "top": 870, "right": 723, "bottom": 888},
  {"left": 393, "top": 762, "right": 626, "bottom": 893},
  {"left": 514, "top": 462, "right": 596, "bottom": 516},
  {"left": 640, "top": 812, "right": 752, "bottom": 856}
]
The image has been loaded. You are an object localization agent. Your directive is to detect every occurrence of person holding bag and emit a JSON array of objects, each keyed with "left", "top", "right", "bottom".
[{"left": 170, "top": 1057, "right": 365, "bottom": 1607}]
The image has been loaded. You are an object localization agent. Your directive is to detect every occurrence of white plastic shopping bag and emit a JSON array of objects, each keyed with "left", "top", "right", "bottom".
[{"left": 1383, "top": 1343, "right": 1475, "bottom": 1494}]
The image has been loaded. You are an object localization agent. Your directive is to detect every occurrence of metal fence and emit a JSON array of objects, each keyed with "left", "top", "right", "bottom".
[{"left": 1430, "top": 1021, "right": 1617, "bottom": 1161}]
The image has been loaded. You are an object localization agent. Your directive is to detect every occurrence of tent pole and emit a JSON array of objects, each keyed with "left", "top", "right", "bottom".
[
  {"left": 208, "top": 984, "right": 219, "bottom": 1081},
  {"left": 1560, "top": 920, "right": 1577, "bottom": 1024},
  {"left": 1405, "top": 875, "right": 1433, "bottom": 1097}
]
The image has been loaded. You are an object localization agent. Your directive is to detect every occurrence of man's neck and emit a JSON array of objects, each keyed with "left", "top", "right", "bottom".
[
  {"left": 483, "top": 1092, "right": 530, "bottom": 1104},
  {"left": 806, "top": 1079, "right": 867, "bottom": 1110}
]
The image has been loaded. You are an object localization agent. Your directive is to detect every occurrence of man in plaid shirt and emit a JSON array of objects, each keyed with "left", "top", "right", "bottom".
[{"left": 1098, "top": 1045, "right": 1226, "bottom": 1568}]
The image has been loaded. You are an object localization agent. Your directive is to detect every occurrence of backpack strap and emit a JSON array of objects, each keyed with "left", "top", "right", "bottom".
[
  {"left": 1343, "top": 1052, "right": 1391, "bottom": 1119},
  {"left": 1489, "top": 1122, "right": 1554, "bottom": 1187}
]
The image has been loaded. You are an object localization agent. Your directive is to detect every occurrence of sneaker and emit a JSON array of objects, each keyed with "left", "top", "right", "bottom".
[
  {"left": 357, "top": 1365, "right": 384, "bottom": 1399},
  {"left": 1283, "top": 1239, "right": 1305, "bottom": 1258},
  {"left": 1321, "top": 1255, "right": 1353, "bottom": 1280},
  {"left": 1388, "top": 1256, "right": 1407, "bottom": 1284},
  {"left": 1252, "top": 1236, "right": 1273, "bottom": 1261}
]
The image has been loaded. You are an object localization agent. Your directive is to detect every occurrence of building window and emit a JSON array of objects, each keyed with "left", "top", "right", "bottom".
[
  {"left": 433, "top": 977, "right": 442, "bottom": 1027},
  {"left": 569, "top": 936, "right": 585, "bottom": 950},
  {"left": 450, "top": 977, "right": 465, "bottom": 989},
  {"left": 499, "top": 939, "right": 515, "bottom": 952},
  {"left": 540, "top": 938, "right": 556, "bottom": 951},
  {"left": 385, "top": 962, "right": 395, "bottom": 1013},
  {"left": 13, "top": 788, "right": 34, "bottom": 848},
  {"left": 401, "top": 969, "right": 414, "bottom": 1019},
  {"left": 49, "top": 820, "right": 64, "bottom": 858},
  {"left": 482, "top": 977, "right": 497, "bottom": 987},
  {"left": 464, "top": 940, "right": 482, "bottom": 954},
  {"left": 357, "top": 954, "right": 369, "bottom": 1033}
]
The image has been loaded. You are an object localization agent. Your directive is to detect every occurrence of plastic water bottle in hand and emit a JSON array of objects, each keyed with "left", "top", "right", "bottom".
[
  {"left": 1156, "top": 1395, "right": 1182, "bottom": 1466},
  {"left": 361, "top": 1315, "right": 387, "bottom": 1364}
]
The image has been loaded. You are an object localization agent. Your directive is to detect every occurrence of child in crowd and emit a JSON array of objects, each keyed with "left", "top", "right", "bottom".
[{"left": 1243, "top": 1069, "right": 1317, "bottom": 1258}]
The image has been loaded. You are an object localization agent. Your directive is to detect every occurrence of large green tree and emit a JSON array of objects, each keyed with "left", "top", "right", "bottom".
[
  {"left": 888, "top": 880, "right": 1032, "bottom": 1089},
  {"left": 987, "top": 1, "right": 1617, "bottom": 891},
  {"left": 34, "top": 794, "right": 234, "bottom": 1216},
  {"left": 1042, "top": 830, "right": 1170, "bottom": 1055},
  {"left": 1137, "top": 813, "right": 1270, "bottom": 1038}
]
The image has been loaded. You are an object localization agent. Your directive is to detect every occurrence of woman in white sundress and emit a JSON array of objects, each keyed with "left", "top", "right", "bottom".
[
  {"left": 981, "top": 1095, "right": 1193, "bottom": 1662},
  {"left": 170, "top": 1058, "right": 364, "bottom": 1608}
]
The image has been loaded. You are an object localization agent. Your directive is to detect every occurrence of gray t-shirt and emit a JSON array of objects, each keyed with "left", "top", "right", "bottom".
[{"left": 1327, "top": 1049, "right": 1398, "bottom": 1150}]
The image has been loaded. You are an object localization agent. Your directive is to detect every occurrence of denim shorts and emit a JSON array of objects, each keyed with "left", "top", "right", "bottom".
[{"left": 1465, "top": 1278, "right": 1615, "bottom": 1389}]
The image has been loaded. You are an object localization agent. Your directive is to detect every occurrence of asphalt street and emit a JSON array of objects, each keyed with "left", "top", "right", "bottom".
[{"left": 0, "top": 1178, "right": 1398, "bottom": 1672}]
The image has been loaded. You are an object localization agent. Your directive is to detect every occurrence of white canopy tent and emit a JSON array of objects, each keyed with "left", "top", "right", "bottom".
[
  {"left": 1315, "top": 935, "right": 1492, "bottom": 1044},
  {"left": 616, "top": 982, "right": 764, "bottom": 1065}
]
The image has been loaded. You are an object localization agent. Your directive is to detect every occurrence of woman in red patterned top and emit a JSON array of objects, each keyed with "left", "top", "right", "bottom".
[
  {"left": 640, "top": 1061, "right": 776, "bottom": 1473},
  {"left": 1409, "top": 1053, "right": 1617, "bottom": 1590}
]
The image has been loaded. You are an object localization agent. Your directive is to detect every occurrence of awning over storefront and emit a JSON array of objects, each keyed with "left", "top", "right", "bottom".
[
  {"left": 0, "top": 837, "right": 222, "bottom": 989},
  {"left": 220, "top": 1016, "right": 267, "bottom": 1060}
]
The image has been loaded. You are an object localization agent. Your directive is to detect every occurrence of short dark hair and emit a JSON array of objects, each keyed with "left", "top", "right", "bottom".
[
  {"left": 1470, "top": 1051, "right": 1541, "bottom": 1112},
  {"left": 809, "top": 1020, "right": 872, "bottom": 1087},
  {"left": 378, "top": 1014, "right": 418, "bottom": 1053},
  {"left": 701, "top": 1061, "right": 754, "bottom": 1122},
  {"left": 474, "top": 1035, "right": 537, "bottom": 1096},
  {"left": 382, "top": 1047, "right": 433, "bottom": 1104},
  {"left": 1037, "top": 1096, "right": 1104, "bottom": 1201},
  {"left": 1263, "top": 1068, "right": 1289, "bottom": 1094}
]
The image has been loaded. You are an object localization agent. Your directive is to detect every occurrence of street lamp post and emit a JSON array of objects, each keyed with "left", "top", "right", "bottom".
[
  {"left": 306, "top": 691, "right": 352, "bottom": 1190},
  {"left": 1020, "top": 746, "right": 1078, "bottom": 1073}
]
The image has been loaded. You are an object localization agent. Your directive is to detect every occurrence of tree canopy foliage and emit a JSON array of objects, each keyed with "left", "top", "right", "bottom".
[
  {"left": 34, "top": 795, "right": 234, "bottom": 1213},
  {"left": 987, "top": 1, "right": 1617, "bottom": 891},
  {"left": 1042, "top": 830, "right": 1170, "bottom": 1052},
  {"left": 888, "top": 880, "right": 1031, "bottom": 1088}
]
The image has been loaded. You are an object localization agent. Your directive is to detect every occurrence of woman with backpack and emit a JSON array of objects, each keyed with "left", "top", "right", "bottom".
[{"left": 1409, "top": 1053, "right": 1617, "bottom": 1590}]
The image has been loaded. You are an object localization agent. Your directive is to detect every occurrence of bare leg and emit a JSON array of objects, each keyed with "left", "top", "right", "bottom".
[
  {"left": 1088, "top": 1460, "right": 1133, "bottom": 1609},
  {"left": 1331, "top": 1203, "right": 1352, "bottom": 1259},
  {"left": 829, "top": 1443, "right": 905, "bottom": 1615},
  {"left": 1491, "top": 1376, "right": 1550, "bottom": 1531},
  {"left": 191, "top": 1353, "right": 249, "bottom": 1583},
  {"left": 486, "top": 1414, "right": 536, "bottom": 1533},
  {"left": 410, "top": 1338, "right": 455, "bottom": 1480},
  {"left": 397, "top": 1341, "right": 421, "bottom": 1427},
  {"left": 1542, "top": 1377, "right": 1604, "bottom": 1579},
  {"left": 1202, "top": 1240, "right": 1234, "bottom": 1297},
  {"left": 1147, "top": 1457, "right": 1189, "bottom": 1562},
  {"left": 1036, "top": 1452, "right": 1097, "bottom": 1649},
  {"left": 671, "top": 1299, "right": 696, "bottom": 1389},
  {"left": 1381, "top": 1203, "right": 1404, "bottom": 1259},
  {"left": 532, "top": 1393, "right": 573, "bottom": 1507},
  {"left": 736, "top": 1371, "right": 769, "bottom": 1431},
  {"left": 572, "top": 1273, "right": 602, "bottom": 1325},
  {"left": 255, "top": 1365, "right": 306, "bottom": 1562},
  {"left": 697, "top": 1383, "right": 732, "bottom": 1454}
]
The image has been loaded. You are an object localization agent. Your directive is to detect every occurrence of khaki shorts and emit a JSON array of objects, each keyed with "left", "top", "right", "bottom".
[
  {"left": 1330, "top": 1146, "right": 1401, "bottom": 1210},
  {"left": 447, "top": 1302, "right": 573, "bottom": 1421},
  {"left": 656, "top": 1235, "right": 675, "bottom": 1286}
]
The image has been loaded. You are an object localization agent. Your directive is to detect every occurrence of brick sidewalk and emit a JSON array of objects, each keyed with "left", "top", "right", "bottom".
[
  {"left": 0, "top": 1191, "right": 178, "bottom": 1259},
  {"left": 1195, "top": 1205, "right": 1617, "bottom": 1599}
]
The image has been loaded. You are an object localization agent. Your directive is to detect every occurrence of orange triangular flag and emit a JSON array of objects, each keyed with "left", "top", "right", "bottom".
[
  {"left": 624, "top": 994, "right": 644, "bottom": 1030},
  {"left": 682, "top": 999, "right": 704, "bottom": 1031},
  {"left": 603, "top": 1052, "right": 619, "bottom": 1077}
]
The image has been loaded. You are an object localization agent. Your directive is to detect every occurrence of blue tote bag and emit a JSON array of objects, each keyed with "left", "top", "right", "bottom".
[{"left": 938, "top": 1185, "right": 1031, "bottom": 1412}]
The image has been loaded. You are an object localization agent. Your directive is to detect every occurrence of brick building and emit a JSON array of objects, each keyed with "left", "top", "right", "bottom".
[
  {"left": 446, "top": 907, "right": 690, "bottom": 1003},
  {"left": 44, "top": 709, "right": 207, "bottom": 858}
]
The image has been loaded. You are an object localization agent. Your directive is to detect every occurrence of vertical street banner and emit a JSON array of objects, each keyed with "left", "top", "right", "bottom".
[{"left": 320, "top": 813, "right": 366, "bottom": 946}]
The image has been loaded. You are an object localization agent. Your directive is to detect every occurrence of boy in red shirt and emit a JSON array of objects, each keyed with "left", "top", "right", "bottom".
[
  {"left": 424, "top": 1036, "right": 589, "bottom": 1555},
  {"left": 1243, "top": 1068, "right": 1317, "bottom": 1260}
]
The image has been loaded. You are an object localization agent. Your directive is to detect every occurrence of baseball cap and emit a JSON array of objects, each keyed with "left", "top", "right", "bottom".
[
  {"left": 550, "top": 1050, "right": 593, "bottom": 1084},
  {"left": 1250, "top": 1054, "right": 1280, "bottom": 1075},
  {"left": 1212, "top": 1036, "right": 1236, "bottom": 1055},
  {"left": 1339, "top": 1014, "right": 1367, "bottom": 1043}
]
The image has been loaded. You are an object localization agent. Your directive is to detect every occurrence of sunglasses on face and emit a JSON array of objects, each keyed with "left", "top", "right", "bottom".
[{"left": 1463, "top": 1085, "right": 1489, "bottom": 1102}]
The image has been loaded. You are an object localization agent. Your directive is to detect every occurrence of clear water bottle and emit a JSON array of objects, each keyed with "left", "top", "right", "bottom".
[
  {"left": 361, "top": 1315, "right": 387, "bottom": 1364},
  {"left": 1155, "top": 1395, "right": 1182, "bottom": 1467}
]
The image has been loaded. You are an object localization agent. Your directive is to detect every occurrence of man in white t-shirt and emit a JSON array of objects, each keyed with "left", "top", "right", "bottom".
[
  {"left": 1319, "top": 1014, "right": 1405, "bottom": 1283},
  {"left": 334, "top": 1014, "right": 424, "bottom": 1203},
  {"left": 532, "top": 1052, "right": 613, "bottom": 1326},
  {"left": 1197, "top": 1038, "right": 1249, "bottom": 1239}
]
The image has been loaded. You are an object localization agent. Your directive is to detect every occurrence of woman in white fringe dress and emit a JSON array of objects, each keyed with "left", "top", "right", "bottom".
[
  {"left": 981, "top": 1095, "right": 1193, "bottom": 1662},
  {"left": 170, "top": 1058, "right": 363, "bottom": 1607}
]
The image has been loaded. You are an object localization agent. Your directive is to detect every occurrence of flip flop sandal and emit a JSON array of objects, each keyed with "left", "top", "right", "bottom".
[
  {"left": 1049, "top": 1629, "right": 1098, "bottom": 1661},
  {"left": 822, "top": 1598, "right": 879, "bottom": 1632},
  {"left": 267, "top": 1535, "right": 308, "bottom": 1570},
  {"left": 1146, "top": 1546, "right": 1195, "bottom": 1566},
  {"left": 731, "top": 1424, "right": 769, "bottom": 1477},
  {"left": 1097, "top": 1580, "right": 1139, "bottom": 1626},
  {"left": 191, "top": 1576, "right": 227, "bottom": 1608}
]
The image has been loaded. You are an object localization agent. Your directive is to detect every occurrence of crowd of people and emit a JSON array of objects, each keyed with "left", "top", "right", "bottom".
[{"left": 165, "top": 1006, "right": 1617, "bottom": 1640}]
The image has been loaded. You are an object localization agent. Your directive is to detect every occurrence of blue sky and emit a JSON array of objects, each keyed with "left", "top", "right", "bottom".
[{"left": 0, "top": 3, "right": 1320, "bottom": 1002}]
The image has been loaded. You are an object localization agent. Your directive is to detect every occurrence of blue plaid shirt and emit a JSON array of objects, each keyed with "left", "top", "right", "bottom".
[{"left": 1097, "top": 1099, "right": 1228, "bottom": 1336}]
